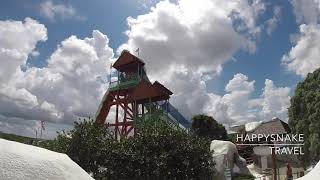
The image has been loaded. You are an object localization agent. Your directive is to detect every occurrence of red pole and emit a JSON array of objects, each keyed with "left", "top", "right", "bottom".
[
  {"left": 115, "top": 93, "right": 119, "bottom": 140},
  {"left": 133, "top": 102, "right": 137, "bottom": 136},
  {"left": 122, "top": 100, "right": 127, "bottom": 137}
]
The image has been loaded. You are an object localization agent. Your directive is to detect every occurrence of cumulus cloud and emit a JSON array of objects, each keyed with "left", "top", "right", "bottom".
[
  {"left": 118, "top": 0, "right": 274, "bottom": 122},
  {"left": 118, "top": 0, "right": 268, "bottom": 73},
  {"left": 40, "top": 1, "right": 84, "bottom": 21},
  {"left": 259, "top": 79, "right": 290, "bottom": 120},
  {"left": 0, "top": 18, "right": 47, "bottom": 82},
  {"left": 282, "top": 0, "right": 320, "bottom": 77},
  {"left": 0, "top": 18, "right": 113, "bottom": 138},
  {"left": 282, "top": 24, "right": 320, "bottom": 77},
  {"left": 291, "top": 0, "right": 320, "bottom": 24},
  {"left": 204, "top": 74, "right": 291, "bottom": 126},
  {"left": 14, "top": 30, "right": 113, "bottom": 123},
  {"left": 0, "top": 0, "right": 291, "bottom": 138}
]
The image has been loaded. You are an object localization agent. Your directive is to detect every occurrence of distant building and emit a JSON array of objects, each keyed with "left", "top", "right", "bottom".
[
  {"left": 230, "top": 118, "right": 292, "bottom": 169},
  {"left": 230, "top": 118, "right": 290, "bottom": 136}
]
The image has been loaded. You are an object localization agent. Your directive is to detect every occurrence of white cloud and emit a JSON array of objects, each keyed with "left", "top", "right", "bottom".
[
  {"left": 150, "top": 70, "right": 291, "bottom": 125},
  {"left": 0, "top": 0, "right": 291, "bottom": 138},
  {"left": 119, "top": 0, "right": 267, "bottom": 77},
  {"left": 204, "top": 74, "right": 291, "bottom": 126},
  {"left": 282, "top": 24, "right": 320, "bottom": 77},
  {"left": 0, "top": 18, "right": 113, "bottom": 138},
  {"left": 15, "top": 30, "right": 113, "bottom": 124},
  {"left": 209, "top": 73, "right": 256, "bottom": 124},
  {"left": 291, "top": 0, "right": 320, "bottom": 24},
  {"left": 117, "top": 0, "right": 272, "bottom": 123},
  {"left": 225, "top": 73, "right": 255, "bottom": 92},
  {"left": 40, "top": 1, "right": 84, "bottom": 21},
  {"left": 0, "top": 18, "right": 47, "bottom": 83},
  {"left": 265, "top": 6, "right": 281, "bottom": 35},
  {"left": 137, "top": 0, "right": 161, "bottom": 9},
  {"left": 259, "top": 79, "right": 291, "bottom": 120},
  {"left": 282, "top": 1, "right": 320, "bottom": 77}
]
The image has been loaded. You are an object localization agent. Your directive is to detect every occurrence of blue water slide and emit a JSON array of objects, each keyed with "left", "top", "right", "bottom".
[
  {"left": 159, "top": 102, "right": 191, "bottom": 129},
  {"left": 143, "top": 71, "right": 191, "bottom": 129}
]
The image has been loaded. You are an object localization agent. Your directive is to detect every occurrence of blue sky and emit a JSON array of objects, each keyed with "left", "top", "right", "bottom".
[
  {"left": 0, "top": 0, "right": 319, "bottom": 138},
  {"left": 0, "top": 0, "right": 302, "bottom": 95},
  {"left": 210, "top": 0, "right": 302, "bottom": 96},
  {"left": 0, "top": 0, "right": 146, "bottom": 67}
]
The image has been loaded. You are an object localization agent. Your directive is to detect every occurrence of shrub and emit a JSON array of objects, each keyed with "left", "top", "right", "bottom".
[{"left": 40, "top": 116, "right": 215, "bottom": 179}]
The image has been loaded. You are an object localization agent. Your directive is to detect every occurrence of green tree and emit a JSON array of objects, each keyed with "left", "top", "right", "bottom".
[
  {"left": 38, "top": 119, "right": 114, "bottom": 177},
  {"left": 66, "top": 119, "right": 114, "bottom": 177},
  {"left": 99, "top": 117, "right": 215, "bottom": 180},
  {"left": 288, "top": 68, "right": 320, "bottom": 166},
  {"left": 37, "top": 130, "right": 72, "bottom": 153},
  {"left": 191, "top": 114, "right": 227, "bottom": 141},
  {"left": 40, "top": 116, "right": 215, "bottom": 179}
]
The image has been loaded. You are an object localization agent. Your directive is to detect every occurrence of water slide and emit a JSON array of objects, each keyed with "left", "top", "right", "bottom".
[
  {"left": 158, "top": 102, "right": 191, "bottom": 129},
  {"left": 142, "top": 70, "right": 191, "bottom": 129},
  {"left": 95, "top": 89, "right": 112, "bottom": 124}
]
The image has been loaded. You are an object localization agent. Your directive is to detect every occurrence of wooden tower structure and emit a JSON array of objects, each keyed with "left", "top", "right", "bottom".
[{"left": 95, "top": 50, "right": 173, "bottom": 140}]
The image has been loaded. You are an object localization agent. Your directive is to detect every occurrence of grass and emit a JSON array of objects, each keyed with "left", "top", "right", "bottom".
[{"left": 0, "top": 131, "right": 36, "bottom": 144}]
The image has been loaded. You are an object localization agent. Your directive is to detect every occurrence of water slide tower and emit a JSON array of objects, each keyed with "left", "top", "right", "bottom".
[{"left": 95, "top": 50, "right": 190, "bottom": 139}]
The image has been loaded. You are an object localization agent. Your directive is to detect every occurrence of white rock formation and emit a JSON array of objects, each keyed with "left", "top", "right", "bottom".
[
  {"left": 297, "top": 161, "right": 320, "bottom": 180},
  {"left": 210, "top": 140, "right": 251, "bottom": 180},
  {"left": 0, "top": 138, "right": 94, "bottom": 180}
]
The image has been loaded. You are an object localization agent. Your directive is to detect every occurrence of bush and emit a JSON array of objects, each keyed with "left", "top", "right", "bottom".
[
  {"left": 40, "top": 116, "right": 215, "bottom": 179},
  {"left": 99, "top": 118, "right": 215, "bottom": 179},
  {"left": 38, "top": 119, "right": 114, "bottom": 177}
]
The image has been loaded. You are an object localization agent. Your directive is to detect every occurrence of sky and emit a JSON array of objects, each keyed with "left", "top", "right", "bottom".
[{"left": 0, "top": 0, "right": 320, "bottom": 139}]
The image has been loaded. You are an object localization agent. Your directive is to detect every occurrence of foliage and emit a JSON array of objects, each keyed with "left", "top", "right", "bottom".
[
  {"left": 99, "top": 118, "right": 215, "bottom": 180},
  {"left": 38, "top": 116, "right": 215, "bottom": 180},
  {"left": 37, "top": 130, "right": 71, "bottom": 153},
  {"left": 38, "top": 119, "right": 114, "bottom": 177},
  {"left": 0, "top": 131, "right": 36, "bottom": 144},
  {"left": 288, "top": 68, "right": 320, "bottom": 166},
  {"left": 191, "top": 114, "right": 228, "bottom": 141},
  {"left": 68, "top": 120, "right": 115, "bottom": 177}
]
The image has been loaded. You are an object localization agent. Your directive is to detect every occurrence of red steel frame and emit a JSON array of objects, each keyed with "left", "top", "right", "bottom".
[
  {"left": 106, "top": 92, "right": 148, "bottom": 140},
  {"left": 108, "top": 93, "right": 133, "bottom": 140}
]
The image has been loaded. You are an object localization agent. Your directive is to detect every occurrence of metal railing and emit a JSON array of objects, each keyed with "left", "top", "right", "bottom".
[{"left": 109, "top": 73, "right": 141, "bottom": 91}]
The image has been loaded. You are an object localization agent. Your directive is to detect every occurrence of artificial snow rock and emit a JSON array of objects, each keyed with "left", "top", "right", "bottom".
[
  {"left": 0, "top": 138, "right": 94, "bottom": 180},
  {"left": 210, "top": 140, "right": 251, "bottom": 180},
  {"left": 296, "top": 161, "right": 320, "bottom": 180}
]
